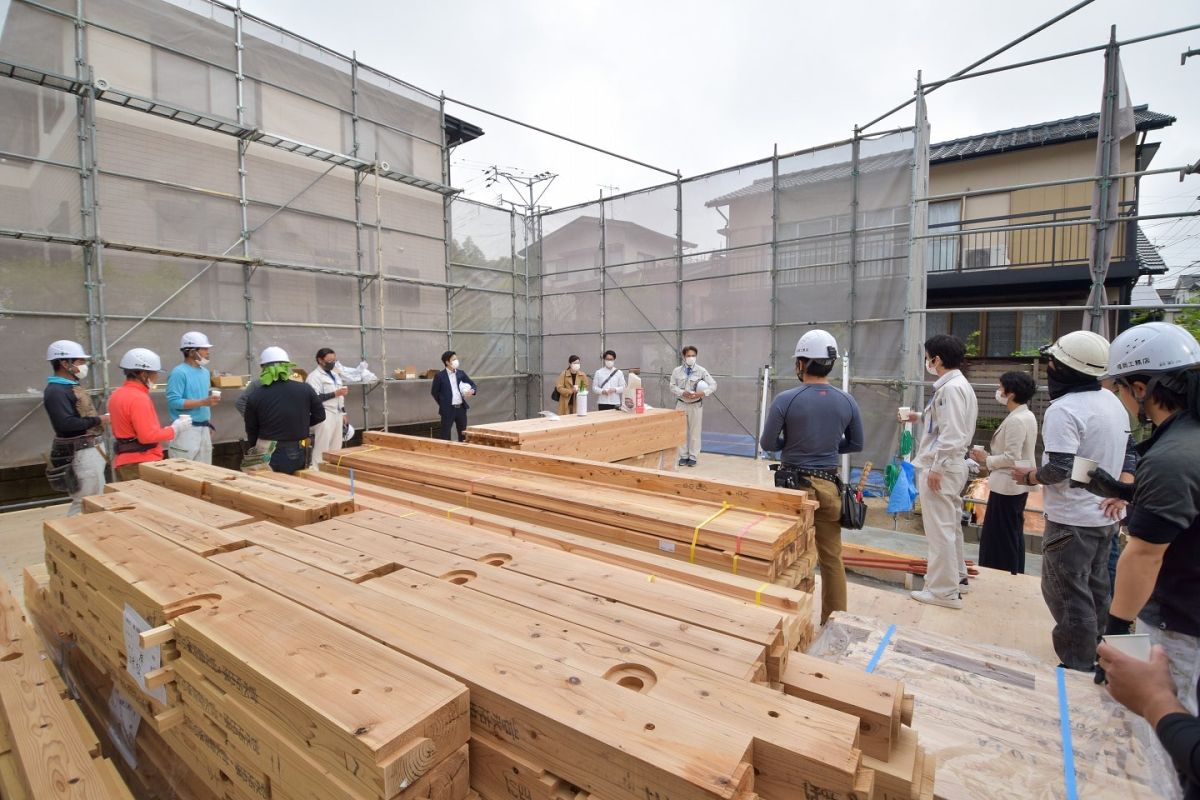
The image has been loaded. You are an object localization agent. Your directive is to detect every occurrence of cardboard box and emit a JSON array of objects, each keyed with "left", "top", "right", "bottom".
[{"left": 211, "top": 373, "right": 249, "bottom": 389}]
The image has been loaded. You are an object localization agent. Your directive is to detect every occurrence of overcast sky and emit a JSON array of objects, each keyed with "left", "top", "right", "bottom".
[{"left": 245, "top": 0, "right": 1199, "bottom": 271}]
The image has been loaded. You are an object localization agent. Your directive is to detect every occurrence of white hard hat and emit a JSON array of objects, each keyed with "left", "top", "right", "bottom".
[
  {"left": 46, "top": 340, "right": 89, "bottom": 361},
  {"left": 695, "top": 379, "right": 710, "bottom": 393},
  {"left": 343, "top": 423, "right": 355, "bottom": 442},
  {"left": 119, "top": 347, "right": 162, "bottom": 372},
  {"left": 180, "top": 331, "right": 213, "bottom": 350},
  {"left": 794, "top": 329, "right": 839, "bottom": 360},
  {"left": 1104, "top": 322, "right": 1200, "bottom": 378},
  {"left": 1042, "top": 330, "right": 1109, "bottom": 377},
  {"left": 259, "top": 346, "right": 290, "bottom": 365}
]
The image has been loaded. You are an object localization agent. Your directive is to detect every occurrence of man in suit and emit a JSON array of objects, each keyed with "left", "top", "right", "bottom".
[{"left": 431, "top": 350, "right": 477, "bottom": 441}]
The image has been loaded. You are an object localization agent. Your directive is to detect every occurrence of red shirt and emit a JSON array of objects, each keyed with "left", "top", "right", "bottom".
[{"left": 108, "top": 379, "right": 175, "bottom": 467}]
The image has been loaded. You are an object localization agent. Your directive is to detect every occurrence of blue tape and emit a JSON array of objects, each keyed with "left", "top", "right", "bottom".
[
  {"left": 865, "top": 624, "right": 896, "bottom": 674},
  {"left": 1056, "top": 666, "right": 1079, "bottom": 800}
]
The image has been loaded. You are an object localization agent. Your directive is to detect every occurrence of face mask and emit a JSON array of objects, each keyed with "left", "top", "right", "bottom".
[
  {"left": 684, "top": 356, "right": 697, "bottom": 367},
  {"left": 925, "top": 358, "right": 938, "bottom": 377},
  {"left": 994, "top": 388, "right": 1007, "bottom": 404},
  {"left": 197, "top": 357, "right": 210, "bottom": 366},
  {"left": 74, "top": 363, "right": 89, "bottom": 380},
  {"left": 570, "top": 363, "right": 580, "bottom": 373},
  {"left": 604, "top": 360, "right": 615, "bottom": 369},
  {"left": 449, "top": 359, "right": 459, "bottom": 370},
  {"left": 323, "top": 360, "right": 337, "bottom": 371}
]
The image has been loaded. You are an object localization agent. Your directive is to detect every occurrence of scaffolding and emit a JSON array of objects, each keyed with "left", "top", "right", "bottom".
[{"left": 2, "top": 0, "right": 1199, "bottom": 480}]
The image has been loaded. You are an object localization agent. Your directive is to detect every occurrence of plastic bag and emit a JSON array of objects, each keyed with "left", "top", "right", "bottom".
[
  {"left": 886, "top": 461, "right": 918, "bottom": 514},
  {"left": 337, "top": 360, "right": 378, "bottom": 384}
]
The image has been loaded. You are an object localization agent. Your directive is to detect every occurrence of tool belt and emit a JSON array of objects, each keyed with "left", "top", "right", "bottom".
[
  {"left": 771, "top": 464, "right": 842, "bottom": 491},
  {"left": 46, "top": 436, "right": 97, "bottom": 494},
  {"left": 113, "top": 436, "right": 155, "bottom": 455}
]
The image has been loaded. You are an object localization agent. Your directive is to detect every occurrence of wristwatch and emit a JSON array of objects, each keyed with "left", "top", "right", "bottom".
[{"left": 1025, "top": 471, "right": 1036, "bottom": 486}]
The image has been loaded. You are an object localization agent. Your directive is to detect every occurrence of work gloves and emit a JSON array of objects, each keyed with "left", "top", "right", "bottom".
[{"left": 1069, "top": 466, "right": 1135, "bottom": 502}]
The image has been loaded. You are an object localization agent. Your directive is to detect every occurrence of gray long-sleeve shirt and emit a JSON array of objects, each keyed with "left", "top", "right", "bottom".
[{"left": 759, "top": 383, "right": 864, "bottom": 469}]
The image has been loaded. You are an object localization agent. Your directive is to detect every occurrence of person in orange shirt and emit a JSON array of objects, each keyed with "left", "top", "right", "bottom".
[{"left": 109, "top": 348, "right": 190, "bottom": 481}]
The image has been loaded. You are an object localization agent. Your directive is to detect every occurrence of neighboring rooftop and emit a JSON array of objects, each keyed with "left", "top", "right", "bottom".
[
  {"left": 1136, "top": 226, "right": 1168, "bottom": 275},
  {"left": 930, "top": 105, "right": 1176, "bottom": 164},
  {"left": 707, "top": 106, "right": 1176, "bottom": 207}
]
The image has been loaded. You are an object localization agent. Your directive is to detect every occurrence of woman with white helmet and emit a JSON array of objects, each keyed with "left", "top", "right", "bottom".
[
  {"left": 108, "top": 348, "right": 191, "bottom": 481},
  {"left": 1090, "top": 321, "right": 1200, "bottom": 715},
  {"left": 42, "top": 340, "right": 109, "bottom": 514}
]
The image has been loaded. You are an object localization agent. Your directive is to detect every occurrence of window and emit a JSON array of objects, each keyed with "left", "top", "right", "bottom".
[
  {"left": 927, "top": 200, "right": 962, "bottom": 272},
  {"left": 928, "top": 307, "right": 1078, "bottom": 357}
]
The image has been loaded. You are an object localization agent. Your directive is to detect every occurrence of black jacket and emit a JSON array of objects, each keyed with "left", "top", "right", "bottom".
[
  {"left": 431, "top": 369, "right": 477, "bottom": 417},
  {"left": 244, "top": 380, "right": 325, "bottom": 443},
  {"left": 43, "top": 381, "right": 101, "bottom": 438}
]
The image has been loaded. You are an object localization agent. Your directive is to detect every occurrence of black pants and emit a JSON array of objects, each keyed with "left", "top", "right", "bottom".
[
  {"left": 439, "top": 406, "right": 468, "bottom": 441},
  {"left": 978, "top": 490, "right": 1028, "bottom": 574},
  {"left": 597, "top": 404, "right": 620, "bottom": 411},
  {"left": 269, "top": 441, "right": 306, "bottom": 474}
]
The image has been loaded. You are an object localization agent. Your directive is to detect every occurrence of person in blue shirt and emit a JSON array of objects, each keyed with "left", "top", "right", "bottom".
[
  {"left": 760, "top": 330, "right": 864, "bottom": 623},
  {"left": 166, "top": 330, "right": 220, "bottom": 463}
]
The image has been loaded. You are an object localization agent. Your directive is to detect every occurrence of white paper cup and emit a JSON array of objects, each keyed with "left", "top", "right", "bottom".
[
  {"left": 210, "top": 389, "right": 222, "bottom": 398},
  {"left": 970, "top": 445, "right": 986, "bottom": 455},
  {"left": 1102, "top": 633, "right": 1151, "bottom": 661},
  {"left": 897, "top": 406, "right": 911, "bottom": 420},
  {"left": 1070, "top": 455, "right": 1098, "bottom": 484}
]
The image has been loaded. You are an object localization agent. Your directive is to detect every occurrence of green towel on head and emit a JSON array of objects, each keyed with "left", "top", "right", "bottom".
[{"left": 260, "top": 362, "right": 293, "bottom": 386}]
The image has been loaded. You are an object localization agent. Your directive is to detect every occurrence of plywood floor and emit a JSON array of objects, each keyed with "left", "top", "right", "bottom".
[{"left": 0, "top": 504, "right": 65, "bottom": 611}]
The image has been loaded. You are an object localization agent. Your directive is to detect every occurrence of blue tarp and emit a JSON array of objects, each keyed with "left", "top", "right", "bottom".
[{"left": 886, "top": 461, "right": 918, "bottom": 513}]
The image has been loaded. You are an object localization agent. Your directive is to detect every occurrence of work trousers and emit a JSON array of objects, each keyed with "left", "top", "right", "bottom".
[
  {"left": 310, "top": 413, "right": 342, "bottom": 466},
  {"left": 676, "top": 401, "right": 703, "bottom": 461},
  {"left": 1041, "top": 519, "right": 1118, "bottom": 671},
  {"left": 1142, "top": 624, "right": 1200, "bottom": 716},
  {"left": 168, "top": 424, "right": 212, "bottom": 464},
  {"left": 978, "top": 490, "right": 1028, "bottom": 575},
  {"left": 268, "top": 441, "right": 306, "bottom": 475},
  {"left": 68, "top": 446, "right": 107, "bottom": 517},
  {"left": 439, "top": 406, "right": 468, "bottom": 441},
  {"left": 917, "top": 463, "right": 968, "bottom": 599},
  {"left": 808, "top": 475, "right": 846, "bottom": 623}
]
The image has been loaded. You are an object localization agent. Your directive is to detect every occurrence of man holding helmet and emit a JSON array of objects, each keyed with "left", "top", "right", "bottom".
[
  {"left": 42, "top": 340, "right": 109, "bottom": 514},
  {"left": 1012, "top": 330, "right": 1136, "bottom": 671},
  {"left": 1090, "top": 322, "right": 1200, "bottom": 713},
  {"left": 760, "top": 330, "right": 863, "bottom": 623},
  {"left": 166, "top": 331, "right": 219, "bottom": 463},
  {"left": 243, "top": 347, "right": 325, "bottom": 474},
  {"left": 109, "top": 348, "right": 190, "bottom": 481}
]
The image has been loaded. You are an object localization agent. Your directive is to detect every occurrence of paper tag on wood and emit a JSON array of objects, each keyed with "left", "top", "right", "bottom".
[
  {"left": 123, "top": 604, "right": 168, "bottom": 705},
  {"left": 107, "top": 687, "right": 140, "bottom": 769},
  {"left": 658, "top": 539, "right": 676, "bottom": 553}
]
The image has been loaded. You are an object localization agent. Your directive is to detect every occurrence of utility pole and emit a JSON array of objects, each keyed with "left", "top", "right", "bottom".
[{"left": 486, "top": 167, "right": 557, "bottom": 215}]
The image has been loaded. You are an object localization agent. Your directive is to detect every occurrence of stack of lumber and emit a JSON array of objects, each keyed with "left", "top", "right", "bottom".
[
  {"left": 324, "top": 432, "right": 816, "bottom": 586},
  {"left": 809, "top": 613, "right": 1177, "bottom": 800},
  {"left": 135, "top": 459, "right": 354, "bottom": 525},
  {"left": 22, "top": 462, "right": 946, "bottom": 800},
  {"left": 0, "top": 572, "right": 134, "bottom": 799},
  {"left": 39, "top": 510, "right": 474, "bottom": 800},
  {"left": 462, "top": 409, "right": 685, "bottom": 471}
]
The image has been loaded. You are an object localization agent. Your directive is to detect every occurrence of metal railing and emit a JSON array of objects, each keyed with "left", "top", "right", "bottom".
[{"left": 927, "top": 201, "right": 1136, "bottom": 273}]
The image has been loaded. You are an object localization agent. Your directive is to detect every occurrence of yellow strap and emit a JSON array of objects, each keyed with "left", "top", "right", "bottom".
[
  {"left": 731, "top": 554, "right": 739, "bottom": 575},
  {"left": 335, "top": 444, "right": 382, "bottom": 469},
  {"left": 397, "top": 511, "right": 419, "bottom": 519},
  {"left": 445, "top": 505, "right": 464, "bottom": 520},
  {"left": 755, "top": 582, "right": 769, "bottom": 606},
  {"left": 689, "top": 502, "right": 731, "bottom": 563},
  {"left": 647, "top": 574, "right": 656, "bottom": 583}
]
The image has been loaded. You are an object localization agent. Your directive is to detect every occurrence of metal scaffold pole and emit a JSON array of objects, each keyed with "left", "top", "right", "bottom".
[
  {"left": 599, "top": 192, "right": 607, "bottom": 352},
  {"left": 235, "top": 1, "right": 254, "bottom": 380},
  {"left": 510, "top": 207, "right": 519, "bottom": 419},
  {"left": 351, "top": 53, "right": 371, "bottom": 431},
  {"left": 1086, "top": 27, "right": 1121, "bottom": 335},
  {"left": 903, "top": 74, "right": 931, "bottom": 411},
  {"left": 375, "top": 164, "right": 388, "bottom": 429}
]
